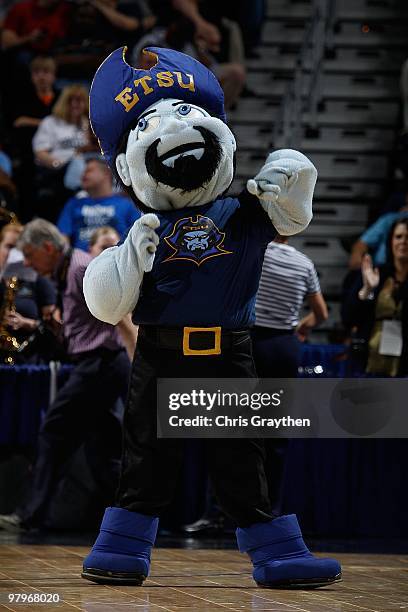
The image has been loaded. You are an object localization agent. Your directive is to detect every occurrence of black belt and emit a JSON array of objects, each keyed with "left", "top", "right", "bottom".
[{"left": 139, "top": 325, "right": 250, "bottom": 356}]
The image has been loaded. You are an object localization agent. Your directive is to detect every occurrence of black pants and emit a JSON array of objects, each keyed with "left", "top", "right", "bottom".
[
  {"left": 116, "top": 328, "right": 273, "bottom": 527},
  {"left": 251, "top": 326, "right": 302, "bottom": 378},
  {"left": 251, "top": 326, "right": 301, "bottom": 514},
  {"left": 20, "top": 349, "right": 131, "bottom": 526}
]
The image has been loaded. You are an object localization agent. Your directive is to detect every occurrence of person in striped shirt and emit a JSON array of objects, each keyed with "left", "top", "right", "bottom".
[
  {"left": 251, "top": 235, "right": 329, "bottom": 522},
  {"left": 252, "top": 235, "right": 329, "bottom": 378}
]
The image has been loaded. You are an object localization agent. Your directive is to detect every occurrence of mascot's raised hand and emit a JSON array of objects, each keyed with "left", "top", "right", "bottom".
[
  {"left": 83, "top": 212, "right": 160, "bottom": 324},
  {"left": 130, "top": 213, "right": 160, "bottom": 273},
  {"left": 247, "top": 149, "right": 317, "bottom": 236}
]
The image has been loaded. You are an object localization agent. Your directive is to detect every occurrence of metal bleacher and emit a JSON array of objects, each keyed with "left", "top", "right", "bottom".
[{"left": 228, "top": 0, "right": 408, "bottom": 339}]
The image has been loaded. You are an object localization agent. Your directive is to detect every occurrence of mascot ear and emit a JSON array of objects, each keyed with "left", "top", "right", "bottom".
[{"left": 116, "top": 153, "right": 132, "bottom": 187}]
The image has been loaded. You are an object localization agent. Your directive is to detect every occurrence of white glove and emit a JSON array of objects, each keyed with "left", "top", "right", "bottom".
[
  {"left": 130, "top": 213, "right": 160, "bottom": 273},
  {"left": 247, "top": 149, "right": 317, "bottom": 235},
  {"left": 83, "top": 213, "right": 160, "bottom": 324}
]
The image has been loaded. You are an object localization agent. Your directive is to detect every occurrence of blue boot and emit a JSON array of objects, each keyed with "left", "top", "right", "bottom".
[
  {"left": 236, "top": 515, "right": 341, "bottom": 589},
  {"left": 82, "top": 507, "right": 158, "bottom": 585}
]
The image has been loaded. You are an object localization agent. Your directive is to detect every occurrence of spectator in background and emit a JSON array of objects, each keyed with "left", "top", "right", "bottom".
[
  {"left": 0, "top": 224, "right": 23, "bottom": 277},
  {"left": 138, "top": 0, "right": 246, "bottom": 109},
  {"left": 253, "top": 234, "right": 328, "bottom": 524},
  {"left": 0, "top": 219, "right": 133, "bottom": 531},
  {"left": 55, "top": 0, "right": 156, "bottom": 79},
  {"left": 172, "top": 0, "right": 265, "bottom": 59},
  {"left": 236, "top": 0, "right": 265, "bottom": 58},
  {"left": 172, "top": 0, "right": 246, "bottom": 109},
  {"left": 89, "top": 0, "right": 156, "bottom": 38},
  {"left": 0, "top": 146, "right": 17, "bottom": 210},
  {"left": 343, "top": 219, "right": 408, "bottom": 377},
  {"left": 89, "top": 226, "right": 120, "bottom": 258},
  {"left": 0, "top": 148, "right": 12, "bottom": 179},
  {"left": 1, "top": 0, "right": 71, "bottom": 56},
  {"left": 88, "top": 225, "right": 138, "bottom": 362},
  {"left": 252, "top": 235, "right": 328, "bottom": 378},
  {"left": 57, "top": 157, "right": 140, "bottom": 252},
  {"left": 33, "top": 84, "right": 90, "bottom": 172},
  {"left": 32, "top": 84, "right": 95, "bottom": 221},
  {"left": 1, "top": 0, "right": 72, "bottom": 93},
  {"left": 13, "top": 56, "right": 58, "bottom": 133},
  {"left": 172, "top": 0, "right": 222, "bottom": 53},
  {"left": 0, "top": 223, "right": 57, "bottom": 364},
  {"left": 349, "top": 194, "right": 408, "bottom": 270},
  {"left": 11, "top": 56, "right": 58, "bottom": 222},
  {"left": 377, "top": 189, "right": 408, "bottom": 216}
]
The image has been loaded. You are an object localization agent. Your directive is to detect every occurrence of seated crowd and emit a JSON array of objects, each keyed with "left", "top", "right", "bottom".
[
  {"left": 1, "top": 0, "right": 261, "bottom": 217},
  {"left": 0, "top": 0, "right": 256, "bottom": 365},
  {"left": 1, "top": 0, "right": 407, "bottom": 378}
]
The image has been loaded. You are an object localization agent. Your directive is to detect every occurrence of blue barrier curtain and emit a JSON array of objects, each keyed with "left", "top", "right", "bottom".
[
  {"left": 0, "top": 365, "right": 50, "bottom": 447},
  {"left": 283, "top": 439, "right": 407, "bottom": 538},
  {"left": 1, "top": 350, "right": 407, "bottom": 537}
]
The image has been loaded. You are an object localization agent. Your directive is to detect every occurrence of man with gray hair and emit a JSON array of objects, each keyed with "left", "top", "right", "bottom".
[{"left": 0, "top": 218, "right": 134, "bottom": 531}]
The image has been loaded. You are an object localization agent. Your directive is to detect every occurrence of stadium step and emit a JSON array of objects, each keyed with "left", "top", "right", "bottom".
[
  {"left": 266, "top": 0, "right": 408, "bottom": 21},
  {"left": 234, "top": 125, "right": 396, "bottom": 154},
  {"left": 262, "top": 19, "right": 408, "bottom": 48},
  {"left": 229, "top": 99, "right": 399, "bottom": 129},
  {"left": 235, "top": 151, "right": 389, "bottom": 181},
  {"left": 247, "top": 71, "right": 400, "bottom": 100},
  {"left": 246, "top": 47, "right": 405, "bottom": 75}
]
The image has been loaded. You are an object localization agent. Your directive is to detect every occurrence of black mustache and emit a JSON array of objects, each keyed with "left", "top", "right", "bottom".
[
  {"left": 145, "top": 126, "right": 222, "bottom": 192},
  {"left": 159, "top": 142, "right": 204, "bottom": 162}
]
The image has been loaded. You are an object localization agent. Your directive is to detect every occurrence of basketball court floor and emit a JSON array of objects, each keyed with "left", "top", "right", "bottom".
[{"left": 1, "top": 541, "right": 407, "bottom": 611}]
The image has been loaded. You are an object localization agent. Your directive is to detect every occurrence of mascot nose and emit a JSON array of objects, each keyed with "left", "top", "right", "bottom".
[{"left": 162, "top": 114, "right": 189, "bottom": 132}]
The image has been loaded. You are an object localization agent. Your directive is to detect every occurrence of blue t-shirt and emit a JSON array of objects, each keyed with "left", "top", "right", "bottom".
[
  {"left": 57, "top": 194, "right": 140, "bottom": 251},
  {"left": 133, "top": 192, "right": 276, "bottom": 328},
  {"left": 361, "top": 211, "right": 408, "bottom": 265}
]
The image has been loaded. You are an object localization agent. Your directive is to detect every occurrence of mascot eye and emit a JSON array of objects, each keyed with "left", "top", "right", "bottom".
[
  {"left": 176, "top": 104, "right": 206, "bottom": 119},
  {"left": 136, "top": 115, "right": 160, "bottom": 138},
  {"left": 177, "top": 104, "right": 191, "bottom": 116}
]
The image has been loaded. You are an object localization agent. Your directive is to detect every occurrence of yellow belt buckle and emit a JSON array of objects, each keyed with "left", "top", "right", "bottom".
[{"left": 183, "top": 326, "right": 222, "bottom": 356}]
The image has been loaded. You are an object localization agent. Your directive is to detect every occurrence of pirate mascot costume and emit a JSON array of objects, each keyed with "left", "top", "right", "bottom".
[{"left": 82, "top": 47, "right": 341, "bottom": 589}]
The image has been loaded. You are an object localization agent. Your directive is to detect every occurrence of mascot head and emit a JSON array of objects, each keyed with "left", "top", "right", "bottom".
[{"left": 89, "top": 47, "right": 236, "bottom": 211}]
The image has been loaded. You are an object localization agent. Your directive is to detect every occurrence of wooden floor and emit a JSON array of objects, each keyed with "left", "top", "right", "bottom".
[{"left": 0, "top": 546, "right": 407, "bottom": 611}]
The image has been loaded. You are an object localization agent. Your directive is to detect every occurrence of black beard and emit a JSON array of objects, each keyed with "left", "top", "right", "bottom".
[{"left": 145, "top": 126, "right": 222, "bottom": 192}]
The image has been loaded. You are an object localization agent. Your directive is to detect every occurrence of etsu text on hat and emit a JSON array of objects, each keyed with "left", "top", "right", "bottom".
[{"left": 115, "top": 72, "right": 196, "bottom": 113}]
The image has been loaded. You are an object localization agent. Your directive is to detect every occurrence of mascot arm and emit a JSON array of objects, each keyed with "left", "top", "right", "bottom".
[
  {"left": 247, "top": 149, "right": 317, "bottom": 236},
  {"left": 83, "top": 214, "right": 160, "bottom": 325}
]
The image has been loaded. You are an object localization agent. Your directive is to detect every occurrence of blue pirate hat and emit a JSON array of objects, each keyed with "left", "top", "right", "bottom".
[{"left": 89, "top": 46, "right": 226, "bottom": 167}]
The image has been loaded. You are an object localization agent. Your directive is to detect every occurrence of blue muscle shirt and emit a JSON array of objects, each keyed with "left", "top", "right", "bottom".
[
  {"left": 133, "top": 192, "right": 276, "bottom": 328},
  {"left": 57, "top": 194, "right": 140, "bottom": 251}
]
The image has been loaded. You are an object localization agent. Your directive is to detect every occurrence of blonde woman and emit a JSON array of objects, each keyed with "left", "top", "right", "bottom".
[
  {"left": 33, "top": 84, "right": 91, "bottom": 171},
  {"left": 32, "top": 84, "right": 96, "bottom": 221}
]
